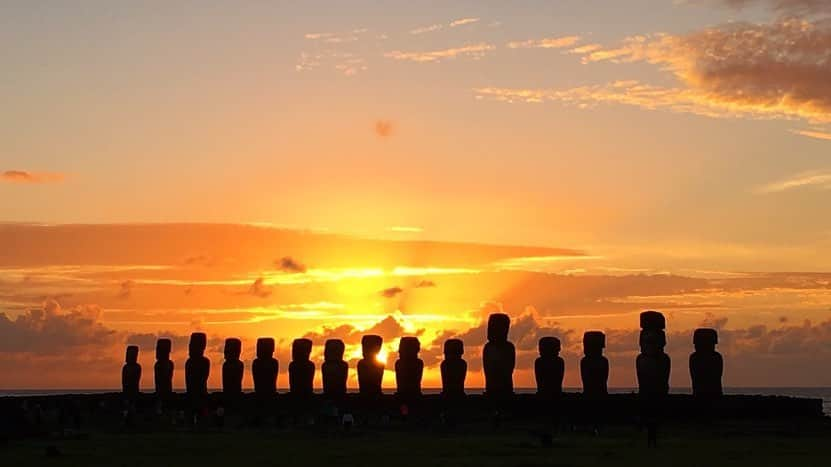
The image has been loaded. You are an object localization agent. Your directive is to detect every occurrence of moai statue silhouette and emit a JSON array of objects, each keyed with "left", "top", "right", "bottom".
[
  {"left": 690, "top": 328, "right": 723, "bottom": 397},
  {"left": 483, "top": 313, "right": 516, "bottom": 399},
  {"left": 222, "top": 338, "right": 244, "bottom": 397},
  {"left": 322, "top": 339, "right": 348, "bottom": 398},
  {"left": 357, "top": 335, "right": 384, "bottom": 397},
  {"left": 185, "top": 332, "right": 210, "bottom": 397},
  {"left": 535, "top": 337, "right": 564, "bottom": 398},
  {"left": 122, "top": 345, "right": 142, "bottom": 396},
  {"left": 580, "top": 331, "right": 609, "bottom": 396},
  {"left": 252, "top": 337, "right": 279, "bottom": 395},
  {"left": 395, "top": 336, "right": 424, "bottom": 398},
  {"left": 154, "top": 338, "right": 174, "bottom": 396},
  {"left": 636, "top": 311, "right": 671, "bottom": 397},
  {"left": 289, "top": 338, "right": 315, "bottom": 396},
  {"left": 440, "top": 338, "right": 467, "bottom": 398}
]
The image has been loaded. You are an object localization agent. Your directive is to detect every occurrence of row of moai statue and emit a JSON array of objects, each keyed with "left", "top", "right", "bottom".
[{"left": 122, "top": 312, "right": 723, "bottom": 398}]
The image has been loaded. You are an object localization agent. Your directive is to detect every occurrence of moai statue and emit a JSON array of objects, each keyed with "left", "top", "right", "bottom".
[
  {"left": 122, "top": 345, "right": 142, "bottom": 397},
  {"left": 483, "top": 313, "right": 516, "bottom": 399},
  {"left": 154, "top": 338, "right": 174, "bottom": 396},
  {"left": 395, "top": 337, "right": 424, "bottom": 398},
  {"left": 185, "top": 332, "right": 210, "bottom": 397},
  {"left": 289, "top": 338, "right": 315, "bottom": 396},
  {"left": 636, "top": 311, "right": 671, "bottom": 397},
  {"left": 535, "top": 337, "right": 564, "bottom": 398},
  {"left": 690, "top": 328, "right": 723, "bottom": 397},
  {"left": 440, "top": 338, "right": 467, "bottom": 399},
  {"left": 580, "top": 331, "right": 609, "bottom": 396},
  {"left": 321, "top": 339, "right": 348, "bottom": 398},
  {"left": 357, "top": 335, "right": 384, "bottom": 397},
  {"left": 222, "top": 338, "right": 244, "bottom": 397},
  {"left": 252, "top": 337, "right": 279, "bottom": 395}
]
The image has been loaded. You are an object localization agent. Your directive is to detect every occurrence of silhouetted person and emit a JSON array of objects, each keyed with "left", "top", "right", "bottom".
[
  {"left": 395, "top": 336, "right": 424, "bottom": 398},
  {"left": 580, "top": 331, "right": 609, "bottom": 396},
  {"left": 222, "top": 338, "right": 244, "bottom": 397},
  {"left": 122, "top": 345, "right": 141, "bottom": 397},
  {"left": 535, "top": 337, "right": 564, "bottom": 398},
  {"left": 483, "top": 313, "right": 515, "bottom": 399},
  {"left": 690, "top": 328, "right": 723, "bottom": 397},
  {"left": 322, "top": 339, "right": 348, "bottom": 398},
  {"left": 440, "top": 338, "right": 467, "bottom": 398},
  {"left": 185, "top": 332, "right": 210, "bottom": 397},
  {"left": 289, "top": 338, "right": 315, "bottom": 396},
  {"left": 154, "top": 338, "right": 174, "bottom": 396},
  {"left": 357, "top": 335, "right": 384, "bottom": 397},
  {"left": 252, "top": 337, "right": 279, "bottom": 395}
]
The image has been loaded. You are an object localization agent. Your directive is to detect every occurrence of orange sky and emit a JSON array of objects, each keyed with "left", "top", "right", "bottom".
[{"left": 1, "top": 1, "right": 830, "bottom": 389}]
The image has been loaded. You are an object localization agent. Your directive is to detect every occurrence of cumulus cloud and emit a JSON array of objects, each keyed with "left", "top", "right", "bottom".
[
  {"left": 507, "top": 35, "right": 581, "bottom": 49},
  {"left": 303, "top": 314, "right": 415, "bottom": 345},
  {"left": 1, "top": 170, "right": 65, "bottom": 184},
  {"left": 0, "top": 300, "right": 116, "bottom": 354},
  {"left": 385, "top": 43, "right": 495, "bottom": 63},
  {"left": 481, "top": 18, "right": 831, "bottom": 124},
  {"left": 275, "top": 256, "right": 307, "bottom": 273}
]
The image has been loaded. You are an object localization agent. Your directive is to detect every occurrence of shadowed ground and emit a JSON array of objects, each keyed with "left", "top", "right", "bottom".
[{"left": 3, "top": 420, "right": 829, "bottom": 467}]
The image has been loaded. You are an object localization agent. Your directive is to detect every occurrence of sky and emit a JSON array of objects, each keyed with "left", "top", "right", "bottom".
[{"left": 1, "top": 0, "right": 830, "bottom": 389}]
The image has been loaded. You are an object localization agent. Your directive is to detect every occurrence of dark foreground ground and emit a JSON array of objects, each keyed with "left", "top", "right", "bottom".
[{"left": 3, "top": 419, "right": 829, "bottom": 467}]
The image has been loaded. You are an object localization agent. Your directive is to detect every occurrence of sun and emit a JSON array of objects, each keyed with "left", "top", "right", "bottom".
[{"left": 375, "top": 348, "right": 387, "bottom": 365}]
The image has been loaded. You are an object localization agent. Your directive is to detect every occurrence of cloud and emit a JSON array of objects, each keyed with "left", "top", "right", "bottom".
[
  {"left": 380, "top": 286, "right": 404, "bottom": 298},
  {"left": 449, "top": 18, "right": 480, "bottom": 27},
  {"left": 415, "top": 280, "right": 436, "bottom": 288},
  {"left": 0, "top": 300, "right": 116, "bottom": 355},
  {"left": 385, "top": 43, "right": 495, "bottom": 63},
  {"left": 1, "top": 170, "right": 65, "bottom": 184},
  {"left": 507, "top": 36, "right": 581, "bottom": 49},
  {"left": 482, "top": 18, "right": 831, "bottom": 124},
  {"left": 248, "top": 277, "right": 272, "bottom": 298},
  {"left": 715, "top": 0, "right": 831, "bottom": 14},
  {"left": 117, "top": 280, "right": 134, "bottom": 300},
  {"left": 275, "top": 256, "right": 307, "bottom": 274},
  {"left": 375, "top": 120, "right": 394, "bottom": 137},
  {"left": 388, "top": 226, "right": 422, "bottom": 233},
  {"left": 303, "top": 314, "right": 411, "bottom": 345},
  {"left": 410, "top": 24, "right": 443, "bottom": 35},
  {"left": 756, "top": 170, "right": 831, "bottom": 193},
  {"left": 790, "top": 128, "right": 831, "bottom": 141}
]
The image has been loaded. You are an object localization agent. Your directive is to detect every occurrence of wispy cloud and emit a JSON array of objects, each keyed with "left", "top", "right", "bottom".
[
  {"left": 410, "top": 17, "right": 480, "bottom": 35},
  {"left": 507, "top": 35, "right": 581, "bottom": 49},
  {"left": 790, "top": 128, "right": 831, "bottom": 141},
  {"left": 449, "top": 18, "right": 480, "bottom": 28},
  {"left": 388, "top": 226, "right": 423, "bottom": 233},
  {"left": 756, "top": 170, "right": 831, "bottom": 193},
  {"left": 410, "top": 24, "right": 443, "bottom": 35},
  {"left": 483, "top": 18, "right": 831, "bottom": 125},
  {"left": 385, "top": 43, "right": 495, "bottom": 63},
  {"left": 1, "top": 170, "right": 65, "bottom": 184}
]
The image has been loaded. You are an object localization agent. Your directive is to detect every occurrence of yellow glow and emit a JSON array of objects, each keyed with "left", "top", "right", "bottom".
[{"left": 375, "top": 349, "right": 387, "bottom": 365}]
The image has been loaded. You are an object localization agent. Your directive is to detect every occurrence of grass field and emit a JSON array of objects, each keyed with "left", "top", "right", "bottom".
[{"left": 4, "top": 421, "right": 829, "bottom": 467}]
